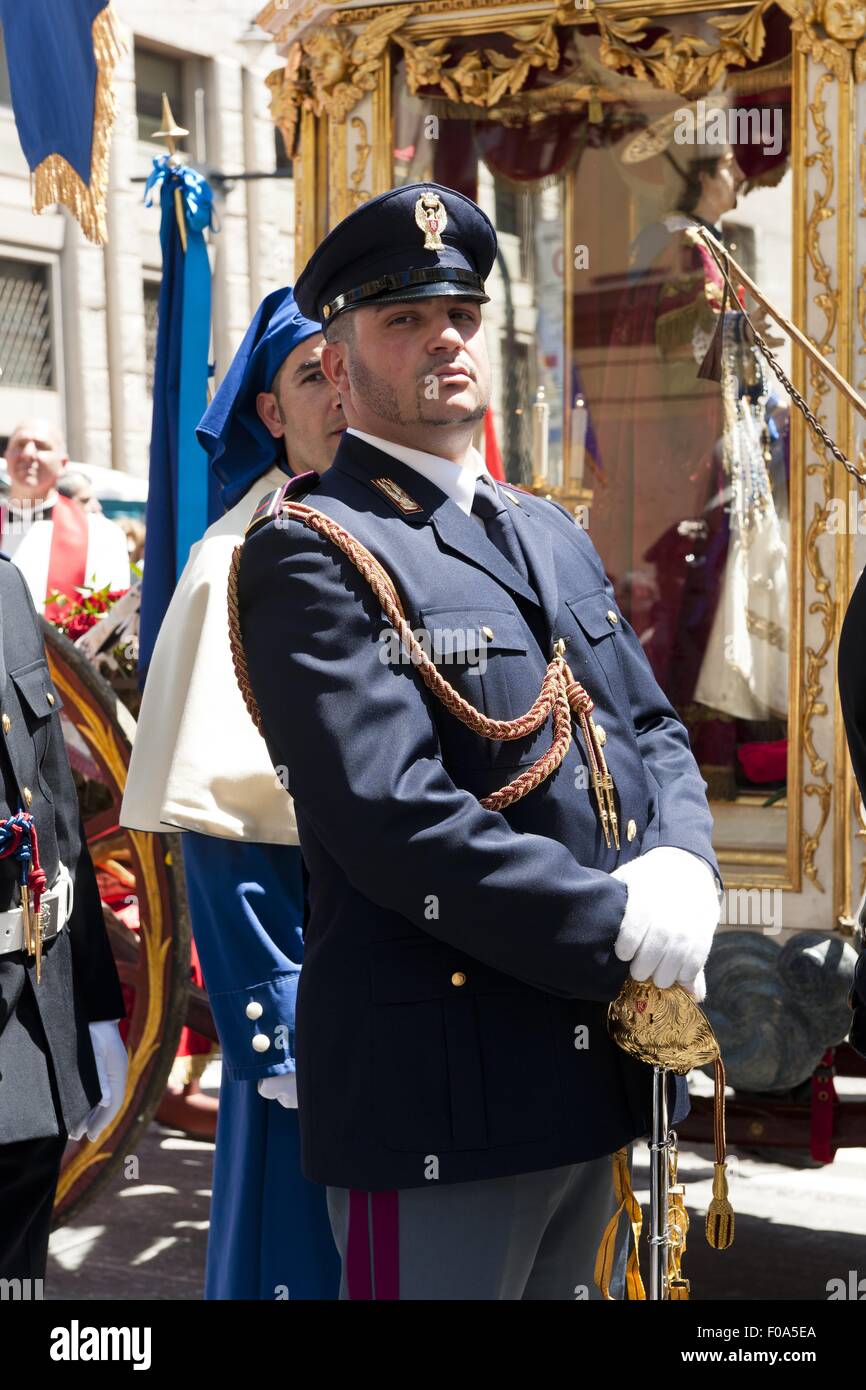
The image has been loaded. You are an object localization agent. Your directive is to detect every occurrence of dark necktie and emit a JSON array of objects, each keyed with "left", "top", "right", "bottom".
[{"left": 471, "top": 474, "right": 529, "bottom": 583}]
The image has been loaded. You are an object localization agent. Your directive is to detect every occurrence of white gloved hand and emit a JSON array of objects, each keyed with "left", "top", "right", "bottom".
[
  {"left": 257, "top": 1073, "right": 298, "bottom": 1108},
  {"left": 611, "top": 847, "right": 720, "bottom": 993},
  {"left": 67, "top": 1020, "right": 129, "bottom": 1142},
  {"left": 680, "top": 968, "right": 707, "bottom": 1004}
]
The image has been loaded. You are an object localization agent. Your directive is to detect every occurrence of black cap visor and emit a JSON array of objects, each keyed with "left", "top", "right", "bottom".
[
  {"left": 347, "top": 282, "right": 489, "bottom": 317},
  {"left": 323, "top": 266, "right": 489, "bottom": 320}
]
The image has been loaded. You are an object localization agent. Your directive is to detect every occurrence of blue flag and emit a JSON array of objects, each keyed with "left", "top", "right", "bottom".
[
  {"left": 138, "top": 156, "right": 220, "bottom": 681},
  {"left": 0, "top": 0, "right": 121, "bottom": 244}
]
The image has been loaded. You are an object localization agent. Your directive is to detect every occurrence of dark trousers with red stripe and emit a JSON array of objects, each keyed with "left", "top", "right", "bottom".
[{"left": 327, "top": 1148, "right": 631, "bottom": 1300}]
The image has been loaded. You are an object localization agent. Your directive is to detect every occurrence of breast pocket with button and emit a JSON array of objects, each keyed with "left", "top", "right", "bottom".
[
  {"left": 416, "top": 607, "right": 537, "bottom": 769},
  {"left": 564, "top": 590, "right": 629, "bottom": 707},
  {"left": 7, "top": 660, "right": 64, "bottom": 788}
]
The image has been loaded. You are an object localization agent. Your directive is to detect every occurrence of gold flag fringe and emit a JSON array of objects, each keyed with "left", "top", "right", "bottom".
[{"left": 30, "top": 3, "right": 123, "bottom": 245}]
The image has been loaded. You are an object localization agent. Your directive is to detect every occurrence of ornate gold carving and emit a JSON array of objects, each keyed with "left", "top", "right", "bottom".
[
  {"left": 592, "top": 0, "right": 776, "bottom": 98},
  {"left": 859, "top": 129, "right": 866, "bottom": 391},
  {"left": 263, "top": 4, "right": 411, "bottom": 153},
  {"left": 349, "top": 114, "right": 372, "bottom": 207},
  {"left": 266, "top": 42, "right": 303, "bottom": 161},
  {"left": 801, "top": 70, "right": 838, "bottom": 891},
  {"left": 329, "top": 109, "right": 349, "bottom": 224},
  {"left": 789, "top": 0, "right": 866, "bottom": 79},
  {"left": 332, "top": 0, "right": 556, "bottom": 23},
  {"left": 394, "top": 14, "right": 560, "bottom": 108},
  {"left": 305, "top": 5, "right": 413, "bottom": 120},
  {"left": 259, "top": 0, "right": 323, "bottom": 46},
  {"left": 583, "top": 1, "right": 866, "bottom": 93},
  {"left": 269, "top": 2, "right": 850, "bottom": 160}
]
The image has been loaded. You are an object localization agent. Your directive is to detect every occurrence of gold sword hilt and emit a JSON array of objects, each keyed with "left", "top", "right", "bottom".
[
  {"left": 34, "top": 900, "right": 44, "bottom": 985},
  {"left": 20, "top": 880, "right": 33, "bottom": 956},
  {"left": 20, "top": 881, "right": 45, "bottom": 984}
]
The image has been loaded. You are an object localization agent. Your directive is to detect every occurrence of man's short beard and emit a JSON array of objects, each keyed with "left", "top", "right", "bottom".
[{"left": 349, "top": 354, "right": 488, "bottom": 428}]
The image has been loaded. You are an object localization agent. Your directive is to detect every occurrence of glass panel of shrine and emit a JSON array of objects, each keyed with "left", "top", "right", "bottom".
[{"left": 391, "top": 12, "right": 794, "bottom": 871}]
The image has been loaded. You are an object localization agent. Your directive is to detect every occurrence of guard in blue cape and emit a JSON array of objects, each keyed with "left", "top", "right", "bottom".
[{"left": 120, "top": 287, "right": 343, "bottom": 1299}]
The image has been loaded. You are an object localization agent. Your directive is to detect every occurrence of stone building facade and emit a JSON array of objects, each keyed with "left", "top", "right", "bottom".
[{"left": 0, "top": 1, "right": 293, "bottom": 475}]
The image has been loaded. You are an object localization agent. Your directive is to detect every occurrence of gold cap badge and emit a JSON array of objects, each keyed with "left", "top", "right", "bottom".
[{"left": 414, "top": 191, "right": 447, "bottom": 251}]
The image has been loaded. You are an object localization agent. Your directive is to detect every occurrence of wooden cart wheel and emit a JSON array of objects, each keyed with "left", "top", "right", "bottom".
[{"left": 41, "top": 620, "right": 194, "bottom": 1225}]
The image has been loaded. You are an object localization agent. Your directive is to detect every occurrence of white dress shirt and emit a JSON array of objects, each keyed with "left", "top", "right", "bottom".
[{"left": 346, "top": 427, "right": 492, "bottom": 524}]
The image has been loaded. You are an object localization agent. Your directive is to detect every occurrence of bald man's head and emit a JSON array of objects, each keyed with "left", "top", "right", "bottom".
[{"left": 5, "top": 419, "right": 69, "bottom": 501}]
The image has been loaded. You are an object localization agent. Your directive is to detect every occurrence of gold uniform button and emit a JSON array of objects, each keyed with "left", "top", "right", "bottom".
[
  {"left": 481, "top": 626, "right": 494, "bottom": 642},
  {"left": 1, "top": 713, "right": 10, "bottom": 734},
  {"left": 606, "top": 610, "right": 619, "bottom": 625},
  {"left": 22, "top": 787, "right": 32, "bottom": 806},
  {"left": 451, "top": 971, "right": 467, "bottom": 987},
  {"left": 595, "top": 724, "right": 606, "bottom": 746},
  {"left": 46, "top": 693, "right": 55, "bottom": 706},
  {"left": 626, "top": 818, "right": 637, "bottom": 842}
]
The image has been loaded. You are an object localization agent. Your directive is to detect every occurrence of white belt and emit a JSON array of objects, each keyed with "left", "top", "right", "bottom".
[{"left": 0, "top": 861, "right": 73, "bottom": 956}]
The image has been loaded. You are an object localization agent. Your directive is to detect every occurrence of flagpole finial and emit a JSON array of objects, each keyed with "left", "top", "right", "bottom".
[
  {"left": 153, "top": 93, "right": 189, "bottom": 157},
  {"left": 152, "top": 93, "right": 191, "bottom": 254}
]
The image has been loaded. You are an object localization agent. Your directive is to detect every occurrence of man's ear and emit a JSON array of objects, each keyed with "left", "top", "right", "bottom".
[
  {"left": 321, "top": 341, "right": 347, "bottom": 393},
  {"left": 255, "top": 391, "right": 284, "bottom": 440}
]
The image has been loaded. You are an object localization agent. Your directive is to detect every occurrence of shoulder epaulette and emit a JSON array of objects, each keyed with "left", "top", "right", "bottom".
[{"left": 244, "top": 470, "right": 321, "bottom": 539}]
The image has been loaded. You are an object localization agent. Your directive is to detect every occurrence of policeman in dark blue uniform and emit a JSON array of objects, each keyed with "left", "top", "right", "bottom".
[
  {"left": 235, "top": 183, "right": 722, "bottom": 1299},
  {"left": 0, "top": 554, "right": 126, "bottom": 1280}
]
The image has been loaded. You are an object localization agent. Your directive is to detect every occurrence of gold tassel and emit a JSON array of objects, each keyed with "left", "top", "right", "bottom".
[
  {"left": 706, "top": 1161, "right": 735, "bottom": 1249},
  {"left": 706, "top": 1058, "right": 735, "bottom": 1248},
  {"left": 594, "top": 1147, "right": 646, "bottom": 1300},
  {"left": 30, "top": 4, "right": 124, "bottom": 245},
  {"left": 588, "top": 86, "right": 603, "bottom": 124}
]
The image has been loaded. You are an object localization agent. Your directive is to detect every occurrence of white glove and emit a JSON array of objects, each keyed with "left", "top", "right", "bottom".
[
  {"left": 611, "top": 847, "right": 720, "bottom": 992},
  {"left": 67, "top": 1020, "right": 129, "bottom": 1142},
  {"left": 257, "top": 1073, "right": 298, "bottom": 1108},
  {"left": 681, "top": 968, "right": 707, "bottom": 1003}
]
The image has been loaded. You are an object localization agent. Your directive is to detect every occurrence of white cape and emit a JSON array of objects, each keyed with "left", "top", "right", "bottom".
[{"left": 120, "top": 464, "right": 298, "bottom": 844}]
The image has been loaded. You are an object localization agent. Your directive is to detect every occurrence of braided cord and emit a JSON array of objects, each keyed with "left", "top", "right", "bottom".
[{"left": 228, "top": 500, "right": 615, "bottom": 828}]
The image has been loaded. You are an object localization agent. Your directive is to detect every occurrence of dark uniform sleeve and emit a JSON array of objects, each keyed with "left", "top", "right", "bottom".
[
  {"left": 239, "top": 519, "right": 632, "bottom": 1004},
  {"left": 14, "top": 565, "right": 125, "bottom": 1024}
]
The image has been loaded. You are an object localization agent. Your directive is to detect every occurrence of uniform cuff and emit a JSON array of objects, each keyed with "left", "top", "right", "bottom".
[{"left": 209, "top": 971, "right": 299, "bottom": 1081}]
